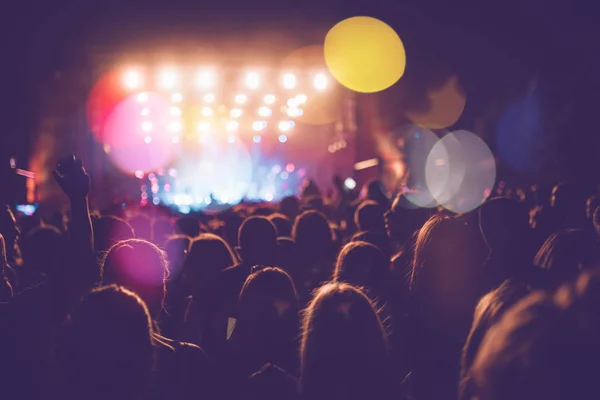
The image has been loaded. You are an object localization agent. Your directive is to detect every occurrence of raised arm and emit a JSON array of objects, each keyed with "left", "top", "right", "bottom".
[{"left": 53, "top": 155, "right": 98, "bottom": 287}]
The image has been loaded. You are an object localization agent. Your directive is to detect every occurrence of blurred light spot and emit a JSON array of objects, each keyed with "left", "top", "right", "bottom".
[
  {"left": 103, "top": 144, "right": 111, "bottom": 153},
  {"left": 201, "top": 106, "right": 214, "bottom": 117},
  {"left": 172, "top": 136, "right": 180, "bottom": 144},
  {"left": 168, "top": 121, "right": 182, "bottom": 132},
  {"left": 278, "top": 121, "right": 294, "bottom": 132},
  {"left": 283, "top": 73, "right": 296, "bottom": 89},
  {"left": 124, "top": 69, "right": 142, "bottom": 90},
  {"left": 170, "top": 106, "right": 181, "bottom": 116},
  {"left": 197, "top": 121, "right": 211, "bottom": 133},
  {"left": 197, "top": 69, "right": 215, "bottom": 89},
  {"left": 285, "top": 163, "right": 295, "bottom": 173},
  {"left": 141, "top": 107, "right": 150, "bottom": 116},
  {"left": 296, "top": 93, "right": 308, "bottom": 104},
  {"left": 230, "top": 108, "right": 243, "bottom": 118},
  {"left": 279, "top": 134, "right": 288, "bottom": 143},
  {"left": 141, "top": 121, "right": 153, "bottom": 132},
  {"left": 264, "top": 94, "right": 276, "bottom": 104},
  {"left": 314, "top": 73, "right": 328, "bottom": 91},
  {"left": 137, "top": 93, "right": 149, "bottom": 103},
  {"left": 245, "top": 72, "right": 260, "bottom": 89},
  {"left": 235, "top": 94, "right": 247, "bottom": 105},
  {"left": 153, "top": 197, "right": 160, "bottom": 205},
  {"left": 159, "top": 69, "right": 178, "bottom": 89},
  {"left": 265, "top": 193, "right": 274, "bottom": 202},
  {"left": 171, "top": 93, "right": 183, "bottom": 103},
  {"left": 135, "top": 170, "right": 144, "bottom": 179},
  {"left": 144, "top": 136, "right": 152, "bottom": 144},
  {"left": 168, "top": 168, "right": 177, "bottom": 177},
  {"left": 344, "top": 177, "right": 357, "bottom": 190},
  {"left": 406, "top": 76, "right": 466, "bottom": 129},
  {"left": 253, "top": 135, "right": 262, "bottom": 143},
  {"left": 204, "top": 93, "right": 216, "bottom": 103},
  {"left": 258, "top": 106, "right": 272, "bottom": 117},
  {"left": 281, "top": 171, "right": 289, "bottom": 180},
  {"left": 228, "top": 135, "right": 236, "bottom": 143},
  {"left": 425, "top": 130, "right": 496, "bottom": 213},
  {"left": 324, "top": 16, "right": 406, "bottom": 93},
  {"left": 252, "top": 121, "right": 267, "bottom": 131},
  {"left": 226, "top": 121, "right": 239, "bottom": 132},
  {"left": 287, "top": 98, "right": 299, "bottom": 108}
]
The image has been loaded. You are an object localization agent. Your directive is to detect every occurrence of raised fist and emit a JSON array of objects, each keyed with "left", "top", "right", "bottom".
[{"left": 53, "top": 155, "right": 90, "bottom": 199}]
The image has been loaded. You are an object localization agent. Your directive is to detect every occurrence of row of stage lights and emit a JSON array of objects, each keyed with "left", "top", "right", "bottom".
[{"left": 123, "top": 68, "right": 330, "bottom": 92}]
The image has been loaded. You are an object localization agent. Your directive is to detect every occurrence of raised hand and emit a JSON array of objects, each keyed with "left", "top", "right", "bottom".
[{"left": 53, "top": 155, "right": 90, "bottom": 199}]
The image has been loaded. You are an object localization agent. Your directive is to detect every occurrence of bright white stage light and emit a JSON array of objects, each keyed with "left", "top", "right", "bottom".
[
  {"left": 226, "top": 120, "right": 239, "bottom": 132},
  {"left": 230, "top": 108, "right": 243, "bottom": 118},
  {"left": 264, "top": 94, "right": 276, "bottom": 104},
  {"left": 159, "top": 69, "right": 178, "bottom": 89},
  {"left": 201, "top": 107, "right": 214, "bottom": 117},
  {"left": 344, "top": 177, "right": 357, "bottom": 190},
  {"left": 144, "top": 136, "right": 152, "bottom": 144},
  {"left": 252, "top": 121, "right": 267, "bottom": 131},
  {"left": 287, "top": 98, "right": 299, "bottom": 108},
  {"left": 197, "top": 69, "right": 215, "bottom": 89},
  {"left": 286, "top": 107, "right": 302, "bottom": 117},
  {"left": 258, "top": 106, "right": 272, "bottom": 117},
  {"left": 168, "top": 121, "right": 182, "bottom": 132},
  {"left": 124, "top": 69, "right": 142, "bottom": 90},
  {"left": 171, "top": 93, "right": 183, "bottom": 103},
  {"left": 197, "top": 121, "right": 211, "bottom": 133},
  {"left": 245, "top": 72, "right": 260, "bottom": 89},
  {"left": 314, "top": 73, "right": 328, "bottom": 91},
  {"left": 283, "top": 73, "right": 296, "bottom": 89},
  {"left": 141, "top": 121, "right": 153, "bottom": 132},
  {"left": 253, "top": 135, "right": 261, "bottom": 143},
  {"left": 170, "top": 106, "right": 181, "bottom": 116},
  {"left": 235, "top": 93, "right": 248, "bottom": 105},
  {"left": 278, "top": 134, "right": 288, "bottom": 143},
  {"left": 137, "top": 92, "right": 149, "bottom": 103},
  {"left": 204, "top": 93, "right": 216, "bottom": 103},
  {"left": 278, "top": 120, "right": 294, "bottom": 132},
  {"left": 296, "top": 93, "right": 308, "bottom": 104}
]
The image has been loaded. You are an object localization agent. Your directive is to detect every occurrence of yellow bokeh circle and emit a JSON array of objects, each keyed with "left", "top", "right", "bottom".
[{"left": 324, "top": 16, "right": 406, "bottom": 93}]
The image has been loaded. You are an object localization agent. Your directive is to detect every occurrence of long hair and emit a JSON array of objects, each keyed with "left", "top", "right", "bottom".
[
  {"left": 300, "top": 283, "right": 392, "bottom": 400},
  {"left": 55, "top": 285, "right": 155, "bottom": 400},
  {"left": 101, "top": 239, "right": 169, "bottom": 317}
]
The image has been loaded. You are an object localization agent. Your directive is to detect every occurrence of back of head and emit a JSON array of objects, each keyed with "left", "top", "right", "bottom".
[
  {"left": 101, "top": 239, "right": 168, "bottom": 317},
  {"left": 335, "top": 241, "right": 389, "bottom": 300},
  {"left": 238, "top": 216, "right": 277, "bottom": 265},
  {"left": 163, "top": 235, "right": 191, "bottom": 279},
  {"left": 387, "top": 194, "right": 429, "bottom": 245},
  {"left": 365, "top": 179, "right": 390, "bottom": 209},
  {"left": 184, "top": 233, "right": 236, "bottom": 291},
  {"left": 236, "top": 267, "right": 299, "bottom": 344},
  {"left": 471, "top": 270, "right": 600, "bottom": 400},
  {"left": 351, "top": 230, "right": 392, "bottom": 262},
  {"left": 174, "top": 216, "right": 201, "bottom": 238},
  {"left": 93, "top": 215, "right": 135, "bottom": 255},
  {"left": 534, "top": 228, "right": 600, "bottom": 288},
  {"left": 479, "top": 197, "right": 531, "bottom": 254},
  {"left": 21, "top": 225, "right": 66, "bottom": 277},
  {"left": 293, "top": 210, "right": 332, "bottom": 261},
  {"left": 300, "top": 283, "right": 390, "bottom": 400},
  {"left": 152, "top": 218, "right": 174, "bottom": 247},
  {"left": 57, "top": 285, "right": 154, "bottom": 400},
  {"left": 280, "top": 196, "right": 300, "bottom": 220},
  {"left": 355, "top": 201, "right": 386, "bottom": 233},
  {"left": 128, "top": 214, "right": 153, "bottom": 242},
  {"left": 269, "top": 213, "right": 292, "bottom": 237}
]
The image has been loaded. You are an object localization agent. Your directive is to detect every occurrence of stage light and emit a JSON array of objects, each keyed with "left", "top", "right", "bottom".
[
  {"left": 227, "top": 134, "right": 236, "bottom": 143},
  {"left": 314, "top": 73, "right": 328, "bottom": 91},
  {"left": 197, "top": 121, "right": 211, "bottom": 133},
  {"left": 141, "top": 107, "right": 150, "bottom": 116},
  {"left": 197, "top": 69, "right": 215, "bottom": 89},
  {"left": 252, "top": 120, "right": 267, "bottom": 131},
  {"left": 201, "top": 106, "right": 214, "bottom": 117},
  {"left": 169, "top": 121, "right": 182, "bottom": 132},
  {"left": 286, "top": 107, "right": 302, "bottom": 117},
  {"left": 170, "top": 106, "right": 181, "bottom": 116},
  {"left": 246, "top": 72, "right": 260, "bottom": 89},
  {"left": 285, "top": 163, "right": 295, "bottom": 173},
  {"left": 296, "top": 93, "right": 307, "bottom": 104},
  {"left": 159, "top": 69, "right": 178, "bottom": 89},
  {"left": 265, "top": 193, "right": 274, "bottom": 202},
  {"left": 230, "top": 108, "right": 243, "bottom": 118},
  {"left": 144, "top": 136, "right": 152, "bottom": 144},
  {"left": 226, "top": 120, "right": 239, "bottom": 132},
  {"left": 137, "top": 92, "right": 149, "bottom": 103},
  {"left": 281, "top": 172, "right": 289, "bottom": 180},
  {"left": 135, "top": 170, "right": 144, "bottom": 179},
  {"left": 171, "top": 93, "right": 183, "bottom": 103},
  {"left": 278, "top": 121, "right": 294, "bottom": 132},
  {"left": 283, "top": 73, "right": 296, "bottom": 89},
  {"left": 287, "top": 98, "right": 299, "bottom": 108},
  {"left": 235, "top": 93, "right": 248, "bottom": 105},
  {"left": 279, "top": 134, "right": 288, "bottom": 143},
  {"left": 141, "top": 121, "right": 153, "bottom": 132},
  {"left": 153, "top": 197, "right": 160, "bottom": 205},
  {"left": 344, "top": 177, "right": 357, "bottom": 190},
  {"left": 204, "top": 93, "right": 216, "bottom": 103},
  {"left": 253, "top": 135, "right": 262, "bottom": 143},
  {"left": 124, "top": 69, "right": 142, "bottom": 90},
  {"left": 264, "top": 94, "right": 276, "bottom": 104},
  {"left": 258, "top": 106, "right": 272, "bottom": 117}
]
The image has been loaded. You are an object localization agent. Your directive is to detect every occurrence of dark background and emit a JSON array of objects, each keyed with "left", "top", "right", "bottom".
[{"left": 2, "top": 0, "right": 599, "bottom": 184}]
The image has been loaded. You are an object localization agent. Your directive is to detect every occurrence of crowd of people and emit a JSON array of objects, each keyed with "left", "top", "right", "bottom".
[{"left": 1, "top": 155, "right": 600, "bottom": 400}]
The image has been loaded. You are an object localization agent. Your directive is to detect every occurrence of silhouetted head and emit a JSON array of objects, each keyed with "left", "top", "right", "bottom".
[
  {"left": 354, "top": 201, "right": 386, "bottom": 233},
  {"left": 234, "top": 267, "right": 299, "bottom": 347},
  {"left": 280, "top": 196, "right": 300, "bottom": 221},
  {"left": 237, "top": 216, "right": 277, "bottom": 266},
  {"left": 163, "top": 235, "right": 191, "bottom": 279},
  {"left": 224, "top": 212, "right": 245, "bottom": 248},
  {"left": 293, "top": 210, "right": 333, "bottom": 264},
  {"left": 550, "top": 182, "right": 587, "bottom": 229},
  {"left": 459, "top": 281, "right": 530, "bottom": 400},
  {"left": 174, "top": 216, "right": 201, "bottom": 238},
  {"left": 56, "top": 285, "right": 155, "bottom": 400},
  {"left": 470, "top": 270, "right": 600, "bottom": 400},
  {"left": 93, "top": 215, "right": 135, "bottom": 256},
  {"left": 534, "top": 228, "right": 600, "bottom": 288},
  {"left": 385, "top": 193, "right": 429, "bottom": 246},
  {"left": 183, "top": 233, "right": 236, "bottom": 294},
  {"left": 300, "top": 283, "right": 391, "bottom": 400},
  {"left": 351, "top": 231, "right": 392, "bottom": 262},
  {"left": 334, "top": 241, "right": 390, "bottom": 302},
  {"left": 268, "top": 213, "right": 292, "bottom": 237},
  {"left": 128, "top": 214, "right": 153, "bottom": 242},
  {"left": 276, "top": 237, "right": 296, "bottom": 273},
  {"left": 0, "top": 206, "right": 19, "bottom": 260},
  {"left": 21, "top": 225, "right": 67, "bottom": 277},
  {"left": 364, "top": 179, "right": 390, "bottom": 209},
  {"left": 101, "top": 239, "right": 168, "bottom": 317}
]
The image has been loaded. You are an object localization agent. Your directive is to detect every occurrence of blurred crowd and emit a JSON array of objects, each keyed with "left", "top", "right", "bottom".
[{"left": 2, "top": 155, "right": 600, "bottom": 400}]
